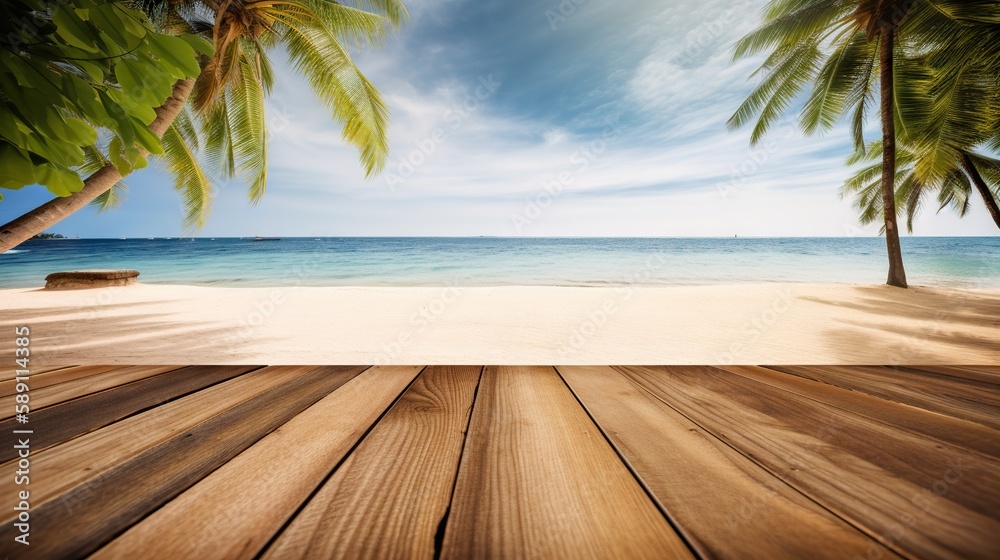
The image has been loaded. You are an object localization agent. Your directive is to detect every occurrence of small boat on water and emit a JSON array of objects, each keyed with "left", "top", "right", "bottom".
[{"left": 252, "top": 237, "right": 281, "bottom": 242}]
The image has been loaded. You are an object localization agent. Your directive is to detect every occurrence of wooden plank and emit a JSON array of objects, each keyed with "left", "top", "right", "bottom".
[
  {"left": 440, "top": 366, "right": 693, "bottom": 560},
  {"left": 0, "top": 366, "right": 368, "bottom": 559},
  {"left": 720, "top": 365, "right": 1000, "bottom": 460},
  {"left": 0, "top": 365, "right": 71, "bottom": 383},
  {"left": 0, "top": 365, "right": 181, "bottom": 419},
  {"left": 262, "top": 366, "right": 480, "bottom": 560},
  {"left": 903, "top": 365, "right": 1000, "bottom": 387},
  {"left": 0, "top": 365, "right": 260, "bottom": 463},
  {"left": 768, "top": 365, "right": 1000, "bottom": 430},
  {"left": 0, "top": 365, "right": 119, "bottom": 397},
  {"left": 0, "top": 365, "right": 311, "bottom": 524},
  {"left": 93, "top": 366, "right": 424, "bottom": 560},
  {"left": 558, "top": 366, "right": 901, "bottom": 560},
  {"left": 620, "top": 366, "right": 1000, "bottom": 560}
]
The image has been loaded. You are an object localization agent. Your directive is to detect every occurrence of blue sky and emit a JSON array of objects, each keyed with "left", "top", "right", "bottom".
[{"left": 2, "top": 0, "right": 997, "bottom": 237}]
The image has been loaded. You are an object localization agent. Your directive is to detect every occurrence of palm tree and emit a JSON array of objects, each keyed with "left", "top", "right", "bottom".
[
  {"left": 842, "top": 5, "right": 1000, "bottom": 231},
  {"left": 893, "top": 6, "right": 1000, "bottom": 228},
  {"left": 730, "top": 1, "right": 1000, "bottom": 287},
  {"left": 842, "top": 141, "right": 1000, "bottom": 232},
  {"left": 730, "top": 0, "right": 932, "bottom": 287},
  {"left": 0, "top": 0, "right": 406, "bottom": 253}
]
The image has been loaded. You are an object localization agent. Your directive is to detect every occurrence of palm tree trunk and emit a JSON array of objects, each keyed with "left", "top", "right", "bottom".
[
  {"left": 0, "top": 78, "right": 195, "bottom": 254},
  {"left": 959, "top": 152, "right": 1000, "bottom": 229},
  {"left": 878, "top": 26, "right": 907, "bottom": 288}
]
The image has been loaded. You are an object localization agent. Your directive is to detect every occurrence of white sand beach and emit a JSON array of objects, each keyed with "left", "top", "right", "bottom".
[{"left": 2, "top": 283, "right": 997, "bottom": 365}]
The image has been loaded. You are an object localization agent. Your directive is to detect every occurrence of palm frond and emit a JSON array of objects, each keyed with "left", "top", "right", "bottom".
[
  {"left": 160, "top": 123, "right": 214, "bottom": 229},
  {"left": 282, "top": 21, "right": 390, "bottom": 176},
  {"left": 845, "top": 36, "right": 877, "bottom": 153},
  {"left": 202, "top": 95, "right": 236, "bottom": 179},
  {"left": 729, "top": 44, "right": 822, "bottom": 144},
  {"left": 937, "top": 168, "right": 973, "bottom": 216},
  {"left": 732, "top": 1, "right": 851, "bottom": 60},
  {"left": 229, "top": 51, "right": 268, "bottom": 203},
  {"left": 124, "top": 0, "right": 404, "bottom": 220},
  {"left": 333, "top": 0, "right": 408, "bottom": 28},
  {"left": 81, "top": 144, "right": 128, "bottom": 212},
  {"left": 299, "top": 0, "right": 393, "bottom": 48},
  {"left": 801, "top": 30, "right": 871, "bottom": 134}
]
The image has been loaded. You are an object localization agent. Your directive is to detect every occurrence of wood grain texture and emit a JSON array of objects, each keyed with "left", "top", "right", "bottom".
[
  {"left": 0, "top": 365, "right": 310, "bottom": 524},
  {"left": 720, "top": 365, "right": 1000, "bottom": 460},
  {"left": 0, "top": 365, "right": 260, "bottom": 463},
  {"left": 92, "top": 366, "right": 424, "bottom": 560},
  {"left": 263, "top": 366, "right": 481, "bottom": 560},
  {"left": 0, "top": 365, "right": 180, "bottom": 419},
  {"left": 620, "top": 365, "right": 1000, "bottom": 560},
  {"left": 557, "top": 366, "right": 901, "bottom": 560},
  {"left": 0, "top": 365, "right": 68, "bottom": 383},
  {"left": 903, "top": 365, "right": 1000, "bottom": 387},
  {"left": 0, "top": 366, "right": 367, "bottom": 559},
  {"left": 769, "top": 365, "right": 1000, "bottom": 430},
  {"left": 440, "top": 366, "right": 693, "bottom": 560},
  {"left": 0, "top": 365, "right": 119, "bottom": 397},
  {"left": 1, "top": 364, "right": 995, "bottom": 559}
]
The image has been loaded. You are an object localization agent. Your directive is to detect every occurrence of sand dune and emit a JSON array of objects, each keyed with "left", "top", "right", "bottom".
[{"left": 1, "top": 283, "right": 998, "bottom": 365}]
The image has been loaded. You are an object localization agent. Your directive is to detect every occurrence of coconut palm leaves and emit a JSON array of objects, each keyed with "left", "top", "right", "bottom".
[
  {"left": 843, "top": 142, "right": 1000, "bottom": 232},
  {"left": 132, "top": 0, "right": 406, "bottom": 225},
  {"left": 161, "top": 106, "right": 216, "bottom": 226},
  {"left": 840, "top": 7, "right": 1000, "bottom": 231},
  {"left": 87, "top": 105, "right": 217, "bottom": 227},
  {"left": 730, "top": 0, "right": 999, "bottom": 287},
  {"left": 902, "top": 14, "right": 999, "bottom": 180},
  {"left": 729, "top": 0, "right": 876, "bottom": 148},
  {"left": 729, "top": 0, "right": 920, "bottom": 286}
]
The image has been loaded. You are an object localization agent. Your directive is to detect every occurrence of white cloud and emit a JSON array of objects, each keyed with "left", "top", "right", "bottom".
[{"left": 202, "top": 0, "right": 999, "bottom": 237}]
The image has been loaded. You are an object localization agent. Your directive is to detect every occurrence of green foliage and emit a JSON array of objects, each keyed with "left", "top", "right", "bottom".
[
  {"left": 840, "top": 7, "right": 1000, "bottom": 231},
  {"left": 129, "top": 0, "right": 407, "bottom": 228},
  {"left": 844, "top": 142, "right": 1000, "bottom": 232},
  {"left": 0, "top": 0, "right": 210, "bottom": 197},
  {"left": 732, "top": 0, "right": 1000, "bottom": 231}
]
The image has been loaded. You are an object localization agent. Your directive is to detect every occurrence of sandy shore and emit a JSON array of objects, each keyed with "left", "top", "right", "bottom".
[{"left": 1, "top": 283, "right": 998, "bottom": 364}]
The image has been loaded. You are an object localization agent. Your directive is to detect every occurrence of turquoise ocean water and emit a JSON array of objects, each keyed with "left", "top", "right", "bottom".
[{"left": 1, "top": 237, "right": 998, "bottom": 289}]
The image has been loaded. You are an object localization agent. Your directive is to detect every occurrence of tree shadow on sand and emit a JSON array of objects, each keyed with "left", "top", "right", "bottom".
[
  {"left": 799, "top": 286, "right": 1000, "bottom": 363},
  {"left": 0, "top": 301, "right": 262, "bottom": 364}
]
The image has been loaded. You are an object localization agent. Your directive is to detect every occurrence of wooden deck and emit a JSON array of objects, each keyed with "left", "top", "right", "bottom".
[{"left": 1, "top": 365, "right": 998, "bottom": 559}]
